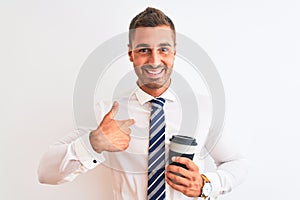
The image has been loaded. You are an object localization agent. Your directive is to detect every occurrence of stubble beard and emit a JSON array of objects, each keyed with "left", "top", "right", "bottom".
[{"left": 135, "top": 64, "right": 172, "bottom": 90}]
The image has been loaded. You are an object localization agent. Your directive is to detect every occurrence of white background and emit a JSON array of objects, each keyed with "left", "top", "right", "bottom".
[{"left": 1, "top": 0, "right": 299, "bottom": 199}]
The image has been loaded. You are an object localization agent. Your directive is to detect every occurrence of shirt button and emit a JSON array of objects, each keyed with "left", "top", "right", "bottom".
[{"left": 93, "top": 160, "right": 97, "bottom": 163}]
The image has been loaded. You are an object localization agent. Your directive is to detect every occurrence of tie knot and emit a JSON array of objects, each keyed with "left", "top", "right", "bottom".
[{"left": 150, "top": 98, "right": 165, "bottom": 107}]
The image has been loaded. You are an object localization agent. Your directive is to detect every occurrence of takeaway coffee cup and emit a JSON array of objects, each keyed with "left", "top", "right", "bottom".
[{"left": 169, "top": 135, "right": 197, "bottom": 170}]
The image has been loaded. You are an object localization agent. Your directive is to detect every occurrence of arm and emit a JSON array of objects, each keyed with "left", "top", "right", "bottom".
[
  {"left": 38, "top": 101, "right": 135, "bottom": 185},
  {"left": 38, "top": 128, "right": 102, "bottom": 185},
  {"left": 203, "top": 129, "right": 248, "bottom": 198},
  {"left": 165, "top": 130, "right": 248, "bottom": 198}
]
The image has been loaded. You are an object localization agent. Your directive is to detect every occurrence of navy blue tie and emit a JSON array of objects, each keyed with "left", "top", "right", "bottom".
[{"left": 147, "top": 98, "right": 166, "bottom": 200}]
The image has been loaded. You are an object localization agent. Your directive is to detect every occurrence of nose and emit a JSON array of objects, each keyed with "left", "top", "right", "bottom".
[{"left": 148, "top": 49, "right": 161, "bottom": 66}]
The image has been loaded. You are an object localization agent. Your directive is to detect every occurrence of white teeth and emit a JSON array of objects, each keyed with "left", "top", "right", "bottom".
[{"left": 147, "top": 69, "right": 163, "bottom": 75}]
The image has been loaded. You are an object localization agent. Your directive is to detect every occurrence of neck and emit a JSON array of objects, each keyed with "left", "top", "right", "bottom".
[
  {"left": 138, "top": 80, "right": 171, "bottom": 98},
  {"left": 140, "top": 86, "right": 168, "bottom": 98}
]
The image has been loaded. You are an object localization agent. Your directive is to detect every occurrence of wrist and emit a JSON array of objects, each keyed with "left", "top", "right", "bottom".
[
  {"left": 89, "top": 130, "right": 105, "bottom": 153},
  {"left": 199, "top": 174, "right": 212, "bottom": 199}
]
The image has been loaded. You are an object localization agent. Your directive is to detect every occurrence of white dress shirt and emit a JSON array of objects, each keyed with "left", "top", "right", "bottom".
[{"left": 38, "top": 86, "right": 248, "bottom": 200}]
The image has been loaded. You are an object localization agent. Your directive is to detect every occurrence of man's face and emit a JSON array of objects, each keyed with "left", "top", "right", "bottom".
[{"left": 128, "top": 25, "right": 176, "bottom": 91}]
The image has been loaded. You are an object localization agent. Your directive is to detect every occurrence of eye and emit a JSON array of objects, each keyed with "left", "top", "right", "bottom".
[
  {"left": 138, "top": 48, "right": 151, "bottom": 54},
  {"left": 159, "top": 47, "right": 170, "bottom": 53}
]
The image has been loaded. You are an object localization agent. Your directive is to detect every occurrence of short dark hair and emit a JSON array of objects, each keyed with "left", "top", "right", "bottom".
[{"left": 129, "top": 7, "right": 176, "bottom": 47}]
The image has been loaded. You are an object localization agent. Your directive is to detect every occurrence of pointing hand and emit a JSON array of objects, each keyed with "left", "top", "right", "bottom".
[{"left": 90, "top": 101, "right": 135, "bottom": 153}]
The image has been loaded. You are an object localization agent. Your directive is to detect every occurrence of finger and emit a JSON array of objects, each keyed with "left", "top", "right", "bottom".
[
  {"left": 165, "top": 171, "right": 189, "bottom": 187},
  {"left": 117, "top": 119, "right": 135, "bottom": 127},
  {"left": 122, "top": 119, "right": 135, "bottom": 127},
  {"left": 114, "top": 120, "right": 133, "bottom": 135},
  {"left": 107, "top": 101, "right": 119, "bottom": 119},
  {"left": 166, "top": 164, "right": 192, "bottom": 180},
  {"left": 119, "top": 126, "right": 131, "bottom": 135},
  {"left": 173, "top": 157, "right": 199, "bottom": 172},
  {"left": 117, "top": 119, "right": 135, "bottom": 128},
  {"left": 166, "top": 175, "right": 187, "bottom": 192}
]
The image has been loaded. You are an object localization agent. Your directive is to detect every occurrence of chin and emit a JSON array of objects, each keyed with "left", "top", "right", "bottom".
[
  {"left": 144, "top": 83, "right": 163, "bottom": 89},
  {"left": 145, "top": 84, "right": 163, "bottom": 90},
  {"left": 139, "top": 78, "right": 170, "bottom": 90}
]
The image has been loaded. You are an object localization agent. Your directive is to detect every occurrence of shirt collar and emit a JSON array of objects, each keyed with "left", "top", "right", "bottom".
[{"left": 134, "top": 86, "right": 176, "bottom": 105}]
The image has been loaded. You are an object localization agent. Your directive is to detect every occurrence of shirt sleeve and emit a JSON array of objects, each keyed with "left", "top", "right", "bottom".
[
  {"left": 38, "top": 128, "right": 105, "bottom": 184},
  {"left": 38, "top": 102, "right": 108, "bottom": 185},
  {"left": 203, "top": 129, "right": 248, "bottom": 199}
]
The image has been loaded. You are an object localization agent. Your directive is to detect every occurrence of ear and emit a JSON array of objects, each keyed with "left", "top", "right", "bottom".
[
  {"left": 128, "top": 44, "right": 133, "bottom": 62},
  {"left": 173, "top": 42, "right": 177, "bottom": 57}
]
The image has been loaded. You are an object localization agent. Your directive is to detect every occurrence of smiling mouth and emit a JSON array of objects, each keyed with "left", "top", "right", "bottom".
[
  {"left": 145, "top": 68, "right": 164, "bottom": 75},
  {"left": 144, "top": 68, "right": 165, "bottom": 79}
]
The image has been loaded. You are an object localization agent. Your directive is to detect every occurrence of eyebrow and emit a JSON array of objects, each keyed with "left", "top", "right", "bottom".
[
  {"left": 158, "top": 43, "right": 172, "bottom": 47},
  {"left": 134, "top": 43, "right": 150, "bottom": 49},
  {"left": 134, "top": 42, "right": 172, "bottom": 49}
]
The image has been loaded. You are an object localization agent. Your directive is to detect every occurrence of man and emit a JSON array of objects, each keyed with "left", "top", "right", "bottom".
[{"left": 38, "top": 7, "right": 247, "bottom": 200}]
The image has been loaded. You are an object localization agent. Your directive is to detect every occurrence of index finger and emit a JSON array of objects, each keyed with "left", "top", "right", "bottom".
[
  {"left": 118, "top": 119, "right": 135, "bottom": 128},
  {"left": 122, "top": 119, "right": 135, "bottom": 127},
  {"left": 173, "top": 157, "right": 199, "bottom": 172}
]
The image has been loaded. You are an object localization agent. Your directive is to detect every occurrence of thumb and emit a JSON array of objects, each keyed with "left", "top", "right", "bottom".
[{"left": 107, "top": 101, "right": 119, "bottom": 119}]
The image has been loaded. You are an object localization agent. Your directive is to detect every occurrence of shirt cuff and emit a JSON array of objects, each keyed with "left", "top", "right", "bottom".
[
  {"left": 73, "top": 133, "right": 105, "bottom": 170},
  {"left": 203, "top": 172, "right": 222, "bottom": 199}
]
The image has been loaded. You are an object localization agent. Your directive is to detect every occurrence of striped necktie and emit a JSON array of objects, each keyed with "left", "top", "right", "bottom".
[{"left": 147, "top": 98, "right": 166, "bottom": 200}]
